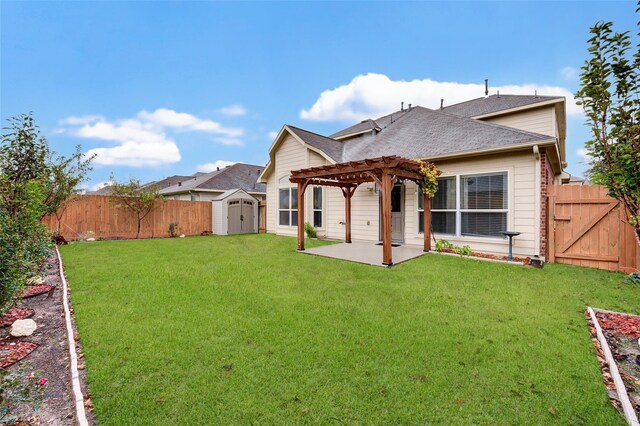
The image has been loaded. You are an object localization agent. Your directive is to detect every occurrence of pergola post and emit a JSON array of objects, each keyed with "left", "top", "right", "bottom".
[
  {"left": 423, "top": 191, "right": 431, "bottom": 252},
  {"left": 297, "top": 181, "right": 306, "bottom": 251},
  {"left": 381, "top": 172, "right": 393, "bottom": 265},
  {"left": 342, "top": 187, "right": 354, "bottom": 243}
]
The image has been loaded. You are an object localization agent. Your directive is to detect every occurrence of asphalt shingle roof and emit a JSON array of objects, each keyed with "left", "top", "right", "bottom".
[
  {"left": 160, "top": 163, "right": 266, "bottom": 194},
  {"left": 142, "top": 175, "right": 192, "bottom": 190},
  {"left": 286, "top": 126, "right": 345, "bottom": 162},
  {"left": 330, "top": 119, "right": 380, "bottom": 139},
  {"left": 441, "top": 94, "right": 563, "bottom": 118},
  {"left": 340, "top": 107, "right": 554, "bottom": 161}
]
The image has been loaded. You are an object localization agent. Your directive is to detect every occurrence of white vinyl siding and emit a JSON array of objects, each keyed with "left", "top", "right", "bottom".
[
  {"left": 481, "top": 106, "right": 555, "bottom": 137},
  {"left": 405, "top": 151, "right": 538, "bottom": 257}
]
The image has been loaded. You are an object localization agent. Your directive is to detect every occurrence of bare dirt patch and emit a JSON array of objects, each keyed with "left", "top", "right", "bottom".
[{"left": 1, "top": 254, "right": 94, "bottom": 425}]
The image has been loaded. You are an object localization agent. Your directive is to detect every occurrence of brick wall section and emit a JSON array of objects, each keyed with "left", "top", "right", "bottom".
[{"left": 539, "top": 148, "right": 554, "bottom": 258}]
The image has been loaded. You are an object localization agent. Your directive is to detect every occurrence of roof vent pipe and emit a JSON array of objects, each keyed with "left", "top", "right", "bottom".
[
  {"left": 401, "top": 101, "right": 404, "bottom": 111},
  {"left": 440, "top": 99, "right": 444, "bottom": 109},
  {"left": 534, "top": 90, "right": 538, "bottom": 98},
  {"left": 497, "top": 90, "right": 500, "bottom": 98},
  {"left": 178, "top": 182, "right": 181, "bottom": 187},
  {"left": 408, "top": 103, "right": 412, "bottom": 110},
  {"left": 217, "top": 167, "right": 220, "bottom": 171},
  {"left": 484, "top": 79, "right": 489, "bottom": 96}
]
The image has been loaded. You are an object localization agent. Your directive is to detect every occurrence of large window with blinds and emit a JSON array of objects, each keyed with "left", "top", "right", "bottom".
[
  {"left": 418, "top": 172, "right": 508, "bottom": 238},
  {"left": 460, "top": 172, "right": 507, "bottom": 237}
]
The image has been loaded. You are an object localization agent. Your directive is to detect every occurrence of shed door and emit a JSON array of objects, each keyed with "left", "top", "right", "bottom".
[
  {"left": 228, "top": 200, "right": 242, "bottom": 234},
  {"left": 242, "top": 200, "right": 255, "bottom": 233}
]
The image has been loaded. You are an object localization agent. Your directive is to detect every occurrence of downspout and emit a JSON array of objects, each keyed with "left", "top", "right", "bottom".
[{"left": 533, "top": 145, "right": 541, "bottom": 257}]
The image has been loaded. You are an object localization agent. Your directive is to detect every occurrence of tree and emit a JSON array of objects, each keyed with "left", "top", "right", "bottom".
[
  {"left": 0, "top": 113, "right": 92, "bottom": 314},
  {"left": 0, "top": 113, "right": 94, "bottom": 219},
  {"left": 576, "top": 5, "right": 640, "bottom": 247},
  {"left": 110, "top": 178, "right": 164, "bottom": 239}
]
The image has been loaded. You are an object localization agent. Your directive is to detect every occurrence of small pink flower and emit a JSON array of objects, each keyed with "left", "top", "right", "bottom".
[{"left": 38, "top": 377, "right": 48, "bottom": 386}]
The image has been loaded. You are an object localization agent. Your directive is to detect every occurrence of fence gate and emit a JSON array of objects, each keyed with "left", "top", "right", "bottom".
[{"left": 548, "top": 185, "right": 639, "bottom": 273}]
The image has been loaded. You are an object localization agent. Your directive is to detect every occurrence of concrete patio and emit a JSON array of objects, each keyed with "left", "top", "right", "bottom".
[{"left": 301, "top": 240, "right": 426, "bottom": 267}]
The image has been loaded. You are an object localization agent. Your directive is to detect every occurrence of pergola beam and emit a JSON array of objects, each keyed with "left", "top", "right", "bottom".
[{"left": 289, "top": 155, "right": 431, "bottom": 266}]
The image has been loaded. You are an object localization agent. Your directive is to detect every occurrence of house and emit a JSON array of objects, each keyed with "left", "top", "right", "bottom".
[
  {"left": 88, "top": 174, "right": 192, "bottom": 195},
  {"left": 258, "top": 94, "right": 567, "bottom": 260},
  {"left": 159, "top": 163, "right": 266, "bottom": 202}
]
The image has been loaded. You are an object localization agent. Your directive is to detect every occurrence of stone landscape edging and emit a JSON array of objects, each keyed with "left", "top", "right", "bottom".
[
  {"left": 55, "top": 246, "right": 89, "bottom": 426},
  {"left": 587, "top": 306, "right": 640, "bottom": 426}
]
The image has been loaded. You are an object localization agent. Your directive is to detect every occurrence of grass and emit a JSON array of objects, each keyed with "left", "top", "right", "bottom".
[{"left": 60, "top": 234, "right": 640, "bottom": 425}]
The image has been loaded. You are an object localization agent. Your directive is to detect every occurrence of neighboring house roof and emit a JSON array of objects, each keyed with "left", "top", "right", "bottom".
[
  {"left": 441, "top": 94, "right": 564, "bottom": 118},
  {"left": 160, "top": 163, "right": 266, "bottom": 195},
  {"left": 141, "top": 175, "right": 192, "bottom": 190},
  {"left": 91, "top": 185, "right": 114, "bottom": 195}
]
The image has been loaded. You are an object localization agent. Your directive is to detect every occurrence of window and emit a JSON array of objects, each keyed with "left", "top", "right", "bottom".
[
  {"left": 278, "top": 187, "right": 298, "bottom": 226},
  {"left": 418, "top": 172, "right": 508, "bottom": 238},
  {"left": 313, "top": 187, "right": 323, "bottom": 228},
  {"left": 418, "top": 177, "right": 456, "bottom": 235},
  {"left": 461, "top": 172, "right": 507, "bottom": 237}
]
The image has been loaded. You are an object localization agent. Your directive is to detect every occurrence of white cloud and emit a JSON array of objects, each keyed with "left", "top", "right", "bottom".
[
  {"left": 213, "top": 137, "right": 244, "bottom": 146},
  {"left": 300, "top": 73, "right": 581, "bottom": 122},
  {"left": 196, "top": 160, "right": 237, "bottom": 173},
  {"left": 137, "top": 108, "right": 243, "bottom": 137},
  {"left": 72, "top": 119, "right": 180, "bottom": 167},
  {"left": 59, "top": 115, "right": 105, "bottom": 126},
  {"left": 577, "top": 147, "right": 590, "bottom": 162},
  {"left": 267, "top": 131, "right": 278, "bottom": 140},
  {"left": 216, "top": 104, "right": 247, "bottom": 117},
  {"left": 561, "top": 66, "right": 579, "bottom": 80},
  {"left": 61, "top": 108, "right": 245, "bottom": 167}
]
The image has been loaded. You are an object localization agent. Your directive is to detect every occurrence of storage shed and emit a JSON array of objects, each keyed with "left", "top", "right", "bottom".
[{"left": 212, "top": 189, "right": 259, "bottom": 235}]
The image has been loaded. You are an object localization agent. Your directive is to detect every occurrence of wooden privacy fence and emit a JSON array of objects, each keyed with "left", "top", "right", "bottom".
[
  {"left": 548, "top": 185, "right": 639, "bottom": 273},
  {"left": 43, "top": 195, "right": 213, "bottom": 240}
]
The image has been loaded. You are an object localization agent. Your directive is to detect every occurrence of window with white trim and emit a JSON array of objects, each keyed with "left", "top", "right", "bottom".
[
  {"left": 312, "top": 186, "right": 323, "bottom": 228},
  {"left": 460, "top": 172, "right": 507, "bottom": 237},
  {"left": 418, "top": 172, "right": 508, "bottom": 238},
  {"left": 278, "top": 175, "right": 298, "bottom": 227}
]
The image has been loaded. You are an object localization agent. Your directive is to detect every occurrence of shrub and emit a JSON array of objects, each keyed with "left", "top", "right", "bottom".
[
  {"left": 625, "top": 273, "right": 640, "bottom": 286},
  {"left": 304, "top": 222, "right": 317, "bottom": 238},
  {"left": 435, "top": 240, "right": 454, "bottom": 252}
]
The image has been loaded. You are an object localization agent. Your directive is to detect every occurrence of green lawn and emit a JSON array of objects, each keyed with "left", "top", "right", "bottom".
[{"left": 60, "top": 235, "right": 639, "bottom": 425}]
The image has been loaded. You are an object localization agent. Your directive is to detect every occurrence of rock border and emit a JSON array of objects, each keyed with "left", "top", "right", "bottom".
[
  {"left": 587, "top": 307, "right": 640, "bottom": 426},
  {"left": 55, "top": 246, "right": 89, "bottom": 426}
]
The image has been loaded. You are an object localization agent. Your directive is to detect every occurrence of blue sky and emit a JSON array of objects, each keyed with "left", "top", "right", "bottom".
[{"left": 1, "top": 1, "right": 636, "bottom": 191}]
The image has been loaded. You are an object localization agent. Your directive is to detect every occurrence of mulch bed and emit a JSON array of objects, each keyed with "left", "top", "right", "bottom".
[
  {"left": 0, "top": 341, "right": 38, "bottom": 368},
  {"left": 21, "top": 285, "right": 53, "bottom": 299},
  {"left": 587, "top": 309, "right": 640, "bottom": 418},
  {"left": 438, "top": 248, "right": 531, "bottom": 265},
  {"left": 1, "top": 308, "right": 35, "bottom": 327}
]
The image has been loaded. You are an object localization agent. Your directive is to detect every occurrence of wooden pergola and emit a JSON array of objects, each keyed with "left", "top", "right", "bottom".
[{"left": 290, "top": 156, "right": 432, "bottom": 266}]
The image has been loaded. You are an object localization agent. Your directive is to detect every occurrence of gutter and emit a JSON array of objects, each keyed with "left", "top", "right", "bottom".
[{"left": 423, "top": 139, "right": 557, "bottom": 162}]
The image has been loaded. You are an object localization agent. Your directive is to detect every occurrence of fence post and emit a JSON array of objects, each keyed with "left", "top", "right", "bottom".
[{"left": 547, "top": 186, "right": 555, "bottom": 263}]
